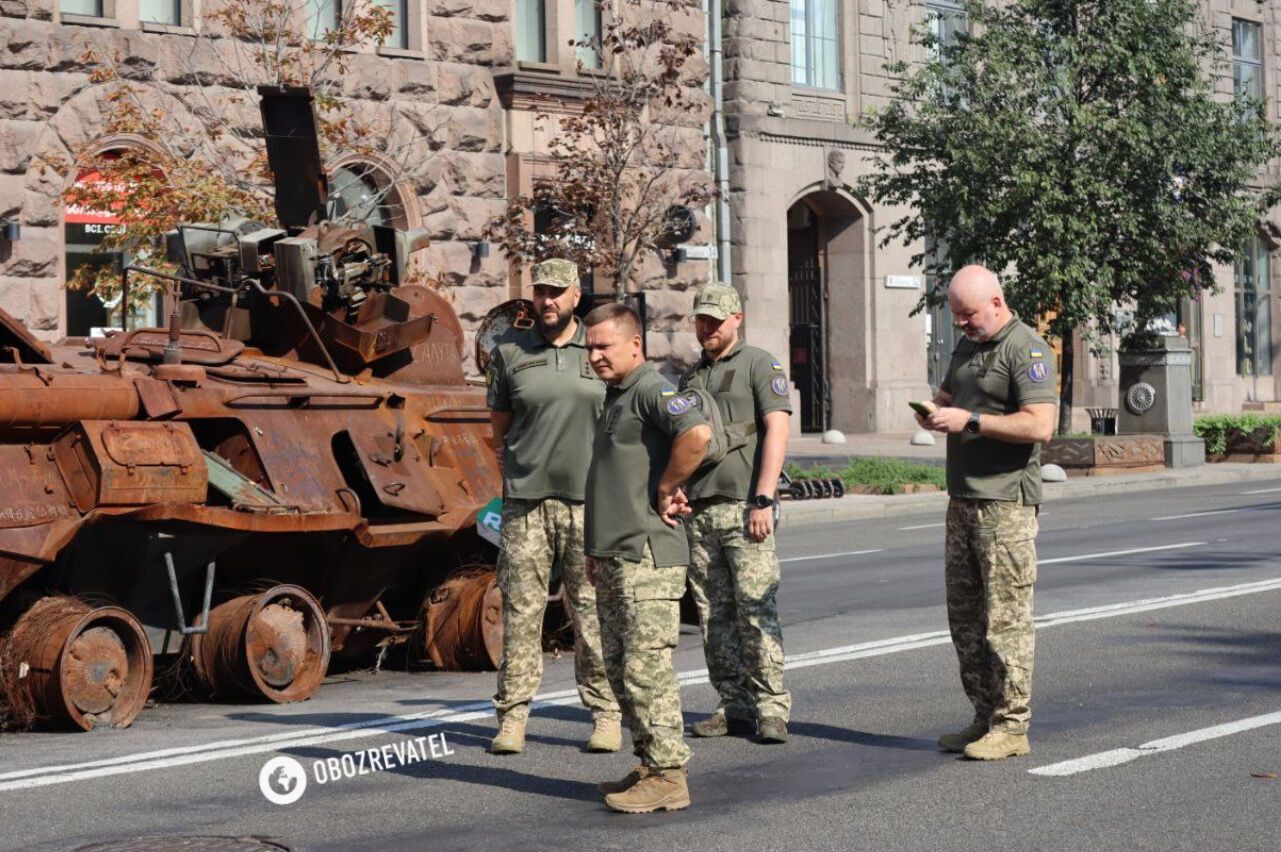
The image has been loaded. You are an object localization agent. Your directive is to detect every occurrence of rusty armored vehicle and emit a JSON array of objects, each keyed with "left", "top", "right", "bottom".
[{"left": 0, "top": 87, "right": 510, "bottom": 732}]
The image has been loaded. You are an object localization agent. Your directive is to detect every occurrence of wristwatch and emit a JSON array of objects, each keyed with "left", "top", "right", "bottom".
[
  {"left": 965, "top": 411, "right": 981, "bottom": 434},
  {"left": 749, "top": 494, "right": 775, "bottom": 509}
]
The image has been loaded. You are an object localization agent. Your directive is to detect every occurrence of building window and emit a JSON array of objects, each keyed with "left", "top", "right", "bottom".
[
  {"left": 574, "top": 0, "right": 602, "bottom": 68},
  {"left": 306, "top": 0, "right": 340, "bottom": 40},
  {"left": 517, "top": 0, "right": 547, "bottom": 62},
  {"left": 375, "top": 0, "right": 408, "bottom": 50},
  {"left": 1235, "top": 232, "right": 1273, "bottom": 377},
  {"left": 139, "top": 0, "right": 180, "bottom": 25},
  {"left": 60, "top": 0, "right": 104, "bottom": 15},
  {"left": 790, "top": 0, "right": 839, "bottom": 90},
  {"left": 925, "top": 0, "right": 967, "bottom": 61},
  {"left": 1233, "top": 19, "right": 1263, "bottom": 106}
]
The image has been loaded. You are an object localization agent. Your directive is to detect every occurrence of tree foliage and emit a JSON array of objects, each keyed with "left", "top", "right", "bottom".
[
  {"left": 48, "top": 0, "right": 436, "bottom": 315},
  {"left": 859, "top": 0, "right": 1280, "bottom": 430},
  {"left": 488, "top": 0, "right": 715, "bottom": 297}
]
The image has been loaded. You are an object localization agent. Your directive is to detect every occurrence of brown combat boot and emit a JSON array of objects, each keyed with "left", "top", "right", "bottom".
[
  {"left": 489, "top": 717, "right": 526, "bottom": 755},
  {"left": 690, "top": 712, "right": 754, "bottom": 738},
  {"left": 586, "top": 717, "right": 622, "bottom": 753},
  {"left": 604, "top": 766, "right": 691, "bottom": 813},
  {"left": 757, "top": 717, "right": 788, "bottom": 744},
  {"left": 937, "top": 720, "right": 988, "bottom": 754},
  {"left": 596, "top": 764, "right": 650, "bottom": 795},
  {"left": 963, "top": 730, "right": 1031, "bottom": 761}
]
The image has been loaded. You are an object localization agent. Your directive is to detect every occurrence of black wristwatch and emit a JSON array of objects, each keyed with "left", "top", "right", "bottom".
[
  {"left": 749, "top": 494, "right": 775, "bottom": 509},
  {"left": 965, "top": 411, "right": 982, "bottom": 434}
]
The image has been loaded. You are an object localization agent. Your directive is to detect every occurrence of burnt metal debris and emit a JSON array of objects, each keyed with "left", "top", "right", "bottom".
[{"left": 0, "top": 86, "right": 510, "bottom": 731}]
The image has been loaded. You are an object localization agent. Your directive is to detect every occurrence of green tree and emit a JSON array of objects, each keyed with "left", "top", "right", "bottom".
[{"left": 860, "top": 0, "right": 1279, "bottom": 433}]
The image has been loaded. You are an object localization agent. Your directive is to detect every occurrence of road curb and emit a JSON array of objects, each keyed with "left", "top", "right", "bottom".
[{"left": 780, "top": 464, "right": 1281, "bottom": 527}]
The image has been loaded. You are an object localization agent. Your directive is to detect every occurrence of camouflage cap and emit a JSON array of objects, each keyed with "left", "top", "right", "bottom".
[
  {"left": 531, "top": 258, "right": 579, "bottom": 290},
  {"left": 691, "top": 282, "right": 742, "bottom": 319}
]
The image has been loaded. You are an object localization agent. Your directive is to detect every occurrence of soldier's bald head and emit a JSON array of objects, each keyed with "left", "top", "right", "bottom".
[{"left": 947, "top": 264, "right": 1012, "bottom": 342}]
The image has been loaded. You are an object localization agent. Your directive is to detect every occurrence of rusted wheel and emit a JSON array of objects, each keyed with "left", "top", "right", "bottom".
[
  {"left": 191, "top": 585, "right": 329, "bottom": 703},
  {"left": 420, "top": 567, "right": 502, "bottom": 671},
  {"left": 0, "top": 597, "right": 152, "bottom": 731}
]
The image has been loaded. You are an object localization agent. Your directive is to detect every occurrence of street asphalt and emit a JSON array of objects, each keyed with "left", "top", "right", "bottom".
[{"left": 1, "top": 477, "right": 1279, "bottom": 851}]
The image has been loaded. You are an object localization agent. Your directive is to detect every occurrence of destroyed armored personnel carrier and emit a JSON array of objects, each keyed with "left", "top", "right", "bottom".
[{"left": 0, "top": 86, "right": 507, "bottom": 731}]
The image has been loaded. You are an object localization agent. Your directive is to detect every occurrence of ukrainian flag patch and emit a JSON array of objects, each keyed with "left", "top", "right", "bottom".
[
  {"left": 771, "top": 360, "right": 784, "bottom": 371},
  {"left": 1030, "top": 349, "right": 1044, "bottom": 358}
]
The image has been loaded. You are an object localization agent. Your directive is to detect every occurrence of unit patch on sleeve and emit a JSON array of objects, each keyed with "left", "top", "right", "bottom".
[
  {"left": 771, "top": 375, "right": 789, "bottom": 396},
  {"left": 1027, "top": 362, "right": 1050, "bottom": 383},
  {"left": 666, "top": 394, "right": 692, "bottom": 415}
]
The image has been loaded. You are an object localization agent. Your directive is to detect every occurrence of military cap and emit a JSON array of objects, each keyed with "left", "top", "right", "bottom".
[
  {"left": 691, "top": 282, "right": 742, "bottom": 319},
  {"left": 531, "top": 258, "right": 579, "bottom": 289}
]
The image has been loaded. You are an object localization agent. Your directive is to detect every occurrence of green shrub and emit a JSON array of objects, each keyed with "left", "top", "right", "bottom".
[
  {"left": 786, "top": 456, "right": 946, "bottom": 495},
  {"left": 1193, "top": 413, "right": 1281, "bottom": 456}
]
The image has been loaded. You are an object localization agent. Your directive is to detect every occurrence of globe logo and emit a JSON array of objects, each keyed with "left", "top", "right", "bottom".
[{"left": 259, "top": 756, "right": 308, "bottom": 805}]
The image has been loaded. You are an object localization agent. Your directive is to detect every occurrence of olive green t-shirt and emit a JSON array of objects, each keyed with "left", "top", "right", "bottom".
[
  {"left": 680, "top": 342, "right": 792, "bottom": 501},
  {"left": 585, "top": 362, "right": 708, "bottom": 567},
  {"left": 487, "top": 320, "right": 604, "bottom": 502},
  {"left": 941, "top": 315, "right": 1058, "bottom": 504}
]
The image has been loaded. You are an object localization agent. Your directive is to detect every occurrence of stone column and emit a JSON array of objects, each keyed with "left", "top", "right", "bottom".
[{"left": 1117, "top": 335, "right": 1205, "bottom": 467}]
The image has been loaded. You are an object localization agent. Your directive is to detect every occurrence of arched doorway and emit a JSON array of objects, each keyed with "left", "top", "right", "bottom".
[{"left": 786, "top": 190, "right": 867, "bottom": 433}]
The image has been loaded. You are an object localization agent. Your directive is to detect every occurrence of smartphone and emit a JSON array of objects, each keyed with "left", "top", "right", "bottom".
[{"left": 908, "top": 401, "right": 935, "bottom": 417}]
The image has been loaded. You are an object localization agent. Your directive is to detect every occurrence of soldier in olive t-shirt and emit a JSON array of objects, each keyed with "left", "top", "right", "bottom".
[
  {"left": 921, "top": 265, "right": 1057, "bottom": 763},
  {"left": 485, "top": 258, "right": 620, "bottom": 757},
  {"left": 680, "top": 282, "right": 793, "bottom": 744}
]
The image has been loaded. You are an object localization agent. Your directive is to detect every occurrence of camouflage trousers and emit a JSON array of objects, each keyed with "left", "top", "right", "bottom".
[
  {"left": 493, "top": 498, "right": 619, "bottom": 723},
  {"left": 593, "top": 544, "right": 691, "bottom": 769},
  {"left": 944, "top": 497, "right": 1038, "bottom": 735},
  {"left": 687, "top": 499, "right": 790, "bottom": 722}
]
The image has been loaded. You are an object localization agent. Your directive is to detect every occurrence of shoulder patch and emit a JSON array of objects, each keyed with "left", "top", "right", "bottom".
[
  {"left": 1027, "top": 362, "right": 1050, "bottom": 383},
  {"left": 1030, "top": 349, "right": 1044, "bottom": 358},
  {"left": 659, "top": 387, "right": 677, "bottom": 397},
  {"left": 771, "top": 375, "right": 789, "bottom": 396},
  {"left": 666, "top": 394, "right": 692, "bottom": 415},
  {"left": 770, "top": 360, "right": 784, "bottom": 371}
]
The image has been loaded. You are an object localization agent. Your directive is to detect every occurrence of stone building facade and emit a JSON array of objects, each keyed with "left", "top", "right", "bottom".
[
  {"left": 0, "top": 0, "right": 707, "bottom": 374},
  {"left": 723, "top": 0, "right": 1281, "bottom": 433}
]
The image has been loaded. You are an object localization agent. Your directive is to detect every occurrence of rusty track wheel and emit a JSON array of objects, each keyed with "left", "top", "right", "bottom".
[
  {"left": 191, "top": 585, "right": 330, "bottom": 703},
  {"left": 0, "top": 596, "right": 153, "bottom": 731},
  {"left": 419, "top": 567, "right": 503, "bottom": 671}
]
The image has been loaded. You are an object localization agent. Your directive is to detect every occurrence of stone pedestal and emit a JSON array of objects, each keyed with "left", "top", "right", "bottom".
[{"left": 1118, "top": 336, "right": 1205, "bottom": 468}]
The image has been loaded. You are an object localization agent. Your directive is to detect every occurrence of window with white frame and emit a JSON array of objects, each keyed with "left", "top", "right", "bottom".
[
  {"left": 375, "top": 0, "right": 409, "bottom": 50},
  {"left": 1235, "top": 232, "right": 1273, "bottom": 377},
  {"left": 1233, "top": 18, "right": 1264, "bottom": 106},
  {"left": 306, "top": 0, "right": 341, "bottom": 41},
  {"left": 790, "top": 0, "right": 839, "bottom": 90},
  {"left": 574, "top": 0, "right": 602, "bottom": 68},
  {"left": 925, "top": 0, "right": 967, "bottom": 61},
  {"left": 139, "top": 0, "right": 181, "bottom": 25},
  {"left": 517, "top": 0, "right": 547, "bottom": 62},
  {"left": 60, "top": 0, "right": 104, "bottom": 15}
]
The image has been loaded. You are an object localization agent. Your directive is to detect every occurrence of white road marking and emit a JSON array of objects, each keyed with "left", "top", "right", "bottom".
[
  {"left": 779, "top": 549, "right": 884, "bottom": 563},
  {"left": 1151, "top": 509, "right": 1241, "bottom": 521},
  {"left": 1038, "top": 541, "right": 1204, "bottom": 565},
  {"left": 1030, "top": 711, "right": 1281, "bottom": 777},
  {"left": 5, "top": 573, "right": 1280, "bottom": 792},
  {"left": 899, "top": 522, "right": 945, "bottom": 530},
  {"left": 1241, "top": 486, "right": 1281, "bottom": 495}
]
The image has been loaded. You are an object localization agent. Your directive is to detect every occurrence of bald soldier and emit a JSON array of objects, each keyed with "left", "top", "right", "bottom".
[
  {"left": 918, "top": 264, "right": 1057, "bottom": 761},
  {"left": 487, "top": 258, "right": 621, "bottom": 755},
  {"left": 583, "top": 302, "right": 711, "bottom": 814}
]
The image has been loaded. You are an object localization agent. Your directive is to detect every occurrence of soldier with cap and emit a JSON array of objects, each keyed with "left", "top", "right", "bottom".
[
  {"left": 918, "top": 264, "right": 1057, "bottom": 761},
  {"left": 680, "top": 282, "right": 793, "bottom": 744},
  {"left": 487, "top": 258, "right": 621, "bottom": 756},
  {"left": 582, "top": 301, "right": 711, "bottom": 814}
]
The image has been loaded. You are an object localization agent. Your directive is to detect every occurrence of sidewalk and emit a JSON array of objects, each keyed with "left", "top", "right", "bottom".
[{"left": 782, "top": 430, "right": 1281, "bottom": 526}]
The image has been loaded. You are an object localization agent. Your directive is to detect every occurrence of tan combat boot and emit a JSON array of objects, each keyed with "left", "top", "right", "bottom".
[
  {"left": 963, "top": 730, "right": 1031, "bottom": 761},
  {"left": 596, "top": 764, "right": 650, "bottom": 795},
  {"left": 937, "top": 720, "right": 989, "bottom": 754},
  {"left": 586, "top": 717, "right": 622, "bottom": 753},
  {"left": 604, "top": 766, "right": 691, "bottom": 814},
  {"left": 690, "top": 712, "right": 754, "bottom": 738},
  {"left": 489, "top": 717, "right": 526, "bottom": 755}
]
